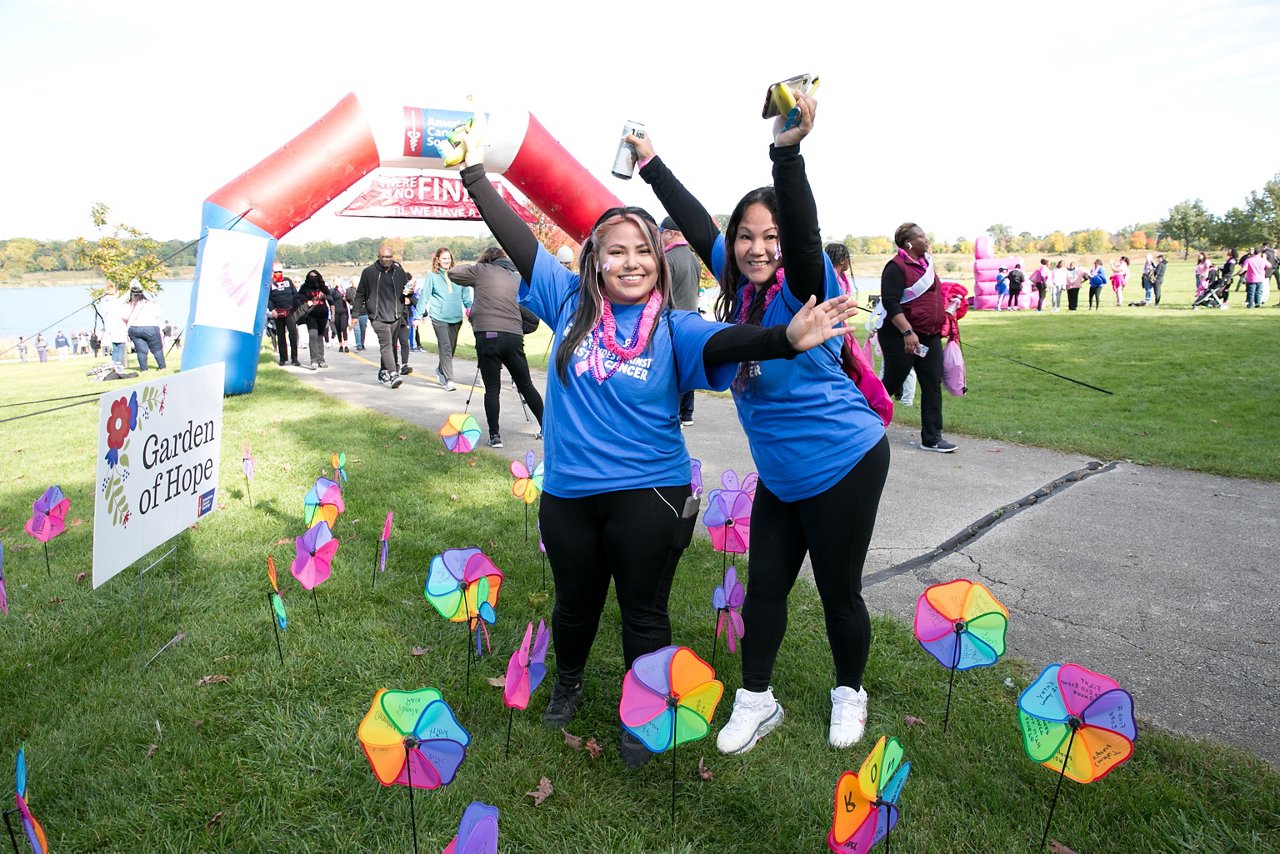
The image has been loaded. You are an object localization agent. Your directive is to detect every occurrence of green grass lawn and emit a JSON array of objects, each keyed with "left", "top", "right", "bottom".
[{"left": 1, "top": 358, "right": 1277, "bottom": 852}]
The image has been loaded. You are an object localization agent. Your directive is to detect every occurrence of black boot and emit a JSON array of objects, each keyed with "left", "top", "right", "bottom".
[{"left": 543, "top": 679, "right": 582, "bottom": 729}]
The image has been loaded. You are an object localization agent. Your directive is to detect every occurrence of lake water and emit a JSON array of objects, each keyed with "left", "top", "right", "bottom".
[{"left": 0, "top": 280, "right": 195, "bottom": 341}]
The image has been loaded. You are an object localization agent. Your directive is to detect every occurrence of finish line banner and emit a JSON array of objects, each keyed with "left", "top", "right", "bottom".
[
  {"left": 92, "top": 363, "right": 225, "bottom": 588},
  {"left": 339, "top": 173, "right": 538, "bottom": 222}
]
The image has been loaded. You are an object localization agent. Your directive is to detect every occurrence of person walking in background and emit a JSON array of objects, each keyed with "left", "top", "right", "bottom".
[
  {"left": 267, "top": 263, "right": 300, "bottom": 366},
  {"left": 1064, "top": 261, "right": 1083, "bottom": 311},
  {"left": 354, "top": 242, "right": 409, "bottom": 389},
  {"left": 450, "top": 246, "right": 545, "bottom": 448},
  {"left": 1111, "top": 256, "right": 1129, "bottom": 305},
  {"left": 17, "top": 336, "right": 28, "bottom": 362},
  {"left": 555, "top": 245, "right": 575, "bottom": 269},
  {"left": 1050, "top": 260, "right": 1068, "bottom": 311},
  {"left": 296, "top": 270, "right": 331, "bottom": 369},
  {"left": 392, "top": 275, "right": 418, "bottom": 376},
  {"left": 1241, "top": 248, "right": 1272, "bottom": 308},
  {"left": 347, "top": 282, "right": 367, "bottom": 352},
  {"left": 104, "top": 285, "right": 130, "bottom": 366},
  {"left": 994, "top": 266, "right": 1009, "bottom": 310},
  {"left": 1235, "top": 249, "right": 1252, "bottom": 292},
  {"left": 825, "top": 242, "right": 858, "bottom": 305},
  {"left": 35, "top": 334, "right": 48, "bottom": 363},
  {"left": 1087, "top": 259, "right": 1106, "bottom": 310},
  {"left": 77, "top": 330, "right": 90, "bottom": 355},
  {"left": 54, "top": 330, "right": 70, "bottom": 359},
  {"left": 425, "top": 247, "right": 471, "bottom": 392},
  {"left": 1140, "top": 253, "right": 1156, "bottom": 304},
  {"left": 1030, "top": 259, "right": 1049, "bottom": 311},
  {"left": 1194, "top": 252, "right": 1209, "bottom": 294},
  {"left": 330, "top": 279, "right": 351, "bottom": 353},
  {"left": 1259, "top": 243, "right": 1276, "bottom": 305},
  {"left": 124, "top": 280, "right": 166, "bottom": 371},
  {"left": 663, "top": 216, "right": 703, "bottom": 427},
  {"left": 1007, "top": 263, "right": 1025, "bottom": 309},
  {"left": 1151, "top": 254, "right": 1167, "bottom": 306}
]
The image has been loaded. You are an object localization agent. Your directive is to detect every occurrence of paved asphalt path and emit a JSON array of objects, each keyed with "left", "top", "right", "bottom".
[{"left": 284, "top": 337, "right": 1280, "bottom": 766}]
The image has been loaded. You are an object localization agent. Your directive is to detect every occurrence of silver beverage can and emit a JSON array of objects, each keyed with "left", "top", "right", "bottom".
[{"left": 611, "top": 120, "right": 645, "bottom": 180}]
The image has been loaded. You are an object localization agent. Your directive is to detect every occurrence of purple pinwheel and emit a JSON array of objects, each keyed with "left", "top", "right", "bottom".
[
  {"left": 303, "top": 477, "right": 344, "bottom": 528},
  {"left": 703, "top": 469, "right": 758, "bottom": 556},
  {"left": 713, "top": 565, "right": 745, "bottom": 659},
  {"left": 443, "top": 801, "right": 499, "bottom": 854},
  {"left": 291, "top": 521, "right": 339, "bottom": 591}
]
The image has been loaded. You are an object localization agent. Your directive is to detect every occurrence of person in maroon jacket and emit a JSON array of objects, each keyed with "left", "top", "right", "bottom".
[{"left": 876, "top": 223, "right": 955, "bottom": 452}]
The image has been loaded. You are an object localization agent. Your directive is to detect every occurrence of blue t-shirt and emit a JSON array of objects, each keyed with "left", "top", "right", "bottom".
[
  {"left": 524, "top": 248, "right": 735, "bottom": 499},
  {"left": 709, "top": 236, "right": 886, "bottom": 502}
]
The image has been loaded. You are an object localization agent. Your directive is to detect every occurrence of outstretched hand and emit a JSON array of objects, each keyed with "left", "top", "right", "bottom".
[
  {"left": 626, "top": 130, "right": 656, "bottom": 163},
  {"left": 773, "top": 91, "right": 817, "bottom": 147},
  {"left": 440, "top": 108, "right": 488, "bottom": 168},
  {"left": 785, "top": 294, "right": 857, "bottom": 352}
]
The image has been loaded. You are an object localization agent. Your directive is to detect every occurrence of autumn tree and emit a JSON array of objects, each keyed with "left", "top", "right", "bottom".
[
  {"left": 1243, "top": 173, "right": 1280, "bottom": 245},
  {"left": 986, "top": 223, "right": 1013, "bottom": 253},
  {"left": 75, "top": 203, "right": 167, "bottom": 299},
  {"left": 1160, "top": 199, "right": 1211, "bottom": 259}
]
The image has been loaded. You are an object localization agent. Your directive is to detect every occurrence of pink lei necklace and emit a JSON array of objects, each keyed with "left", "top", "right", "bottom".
[
  {"left": 586, "top": 289, "right": 663, "bottom": 383},
  {"left": 734, "top": 269, "right": 786, "bottom": 325}
]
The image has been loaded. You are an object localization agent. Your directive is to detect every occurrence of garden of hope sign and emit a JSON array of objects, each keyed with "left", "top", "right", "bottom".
[{"left": 92, "top": 363, "right": 225, "bottom": 588}]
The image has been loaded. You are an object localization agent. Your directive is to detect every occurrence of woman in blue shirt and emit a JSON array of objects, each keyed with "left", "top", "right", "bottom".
[
  {"left": 423, "top": 246, "right": 472, "bottom": 390},
  {"left": 447, "top": 116, "right": 857, "bottom": 768},
  {"left": 632, "top": 92, "right": 889, "bottom": 754}
]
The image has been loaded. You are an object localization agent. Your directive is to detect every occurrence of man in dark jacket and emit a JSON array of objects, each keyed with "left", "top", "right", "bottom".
[
  {"left": 1151, "top": 254, "right": 1167, "bottom": 306},
  {"left": 661, "top": 216, "right": 702, "bottom": 426},
  {"left": 450, "top": 246, "right": 544, "bottom": 448},
  {"left": 266, "top": 263, "right": 300, "bottom": 366},
  {"left": 354, "top": 243, "right": 408, "bottom": 388}
]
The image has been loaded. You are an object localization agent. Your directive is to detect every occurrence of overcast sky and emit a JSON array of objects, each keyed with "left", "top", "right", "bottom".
[{"left": 2, "top": 0, "right": 1277, "bottom": 246}]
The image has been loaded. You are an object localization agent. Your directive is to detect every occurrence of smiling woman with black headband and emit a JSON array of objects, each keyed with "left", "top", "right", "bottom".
[{"left": 446, "top": 116, "right": 858, "bottom": 769}]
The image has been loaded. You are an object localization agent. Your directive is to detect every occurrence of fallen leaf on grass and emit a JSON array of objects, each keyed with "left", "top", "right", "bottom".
[
  {"left": 144, "top": 744, "right": 158, "bottom": 760},
  {"left": 1049, "top": 842, "right": 1078, "bottom": 854},
  {"left": 525, "top": 776, "right": 553, "bottom": 806},
  {"left": 1003, "top": 677, "right": 1016, "bottom": 690},
  {"left": 904, "top": 715, "right": 926, "bottom": 728},
  {"left": 218, "top": 503, "right": 227, "bottom": 511},
  {"left": 70, "top": 518, "right": 85, "bottom": 527},
  {"left": 561, "top": 729, "right": 582, "bottom": 751},
  {"left": 75, "top": 572, "right": 87, "bottom": 583},
  {"left": 527, "top": 591, "right": 550, "bottom": 608},
  {"left": 450, "top": 494, "right": 459, "bottom": 502},
  {"left": 398, "top": 435, "right": 408, "bottom": 441},
  {"left": 274, "top": 538, "right": 291, "bottom": 546},
  {"left": 192, "top": 720, "right": 204, "bottom": 729},
  {"left": 697, "top": 757, "right": 713, "bottom": 781},
  {"left": 585, "top": 738, "right": 603, "bottom": 759},
  {"left": 48, "top": 597, "right": 66, "bottom": 605},
  {"left": 174, "top": 632, "right": 186, "bottom": 644},
  {"left": 205, "top": 812, "right": 223, "bottom": 833},
  {"left": 280, "top": 462, "right": 292, "bottom": 473},
  {"left": 487, "top": 676, "right": 506, "bottom": 688},
  {"left": 411, "top": 646, "right": 429, "bottom": 657},
  {"left": 196, "top": 675, "right": 230, "bottom": 687},
  {"left": 213, "top": 655, "right": 232, "bottom": 663},
  {"left": 468, "top": 459, "right": 477, "bottom": 467}
]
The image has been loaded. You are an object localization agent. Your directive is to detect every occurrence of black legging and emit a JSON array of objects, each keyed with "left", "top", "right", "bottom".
[
  {"left": 1088, "top": 286, "right": 1102, "bottom": 309},
  {"left": 393, "top": 318, "right": 411, "bottom": 369},
  {"left": 301, "top": 311, "right": 327, "bottom": 363},
  {"left": 1066, "top": 287, "right": 1080, "bottom": 311},
  {"left": 741, "top": 435, "right": 889, "bottom": 692},
  {"left": 540, "top": 484, "right": 691, "bottom": 686},
  {"left": 476, "top": 331, "right": 544, "bottom": 436}
]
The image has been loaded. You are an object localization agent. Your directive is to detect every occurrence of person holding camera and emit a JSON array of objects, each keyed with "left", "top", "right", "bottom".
[
  {"left": 296, "top": 270, "right": 331, "bottom": 369},
  {"left": 354, "top": 243, "right": 409, "bottom": 388},
  {"left": 392, "top": 275, "right": 418, "bottom": 376}
]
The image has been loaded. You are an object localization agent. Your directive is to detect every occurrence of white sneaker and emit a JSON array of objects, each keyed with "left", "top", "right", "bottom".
[
  {"left": 716, "top": 688, "right": 783, "bottom": 755},
  {"left": 829, "top": 686, "right": 868, "bottom": 748}
]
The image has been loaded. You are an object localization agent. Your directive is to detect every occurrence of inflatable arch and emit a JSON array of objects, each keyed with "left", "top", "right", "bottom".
[
  {"left": 182, "top": 94, "right": 624, "bottom": 395},
  {"left": 971, "top": 234, "right": 1030, "bottom": 311}
]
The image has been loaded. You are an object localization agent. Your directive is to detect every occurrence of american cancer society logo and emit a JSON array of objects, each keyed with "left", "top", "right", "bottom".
[{"left": 199, "top": 489, "right": 215, "bottom": 517}]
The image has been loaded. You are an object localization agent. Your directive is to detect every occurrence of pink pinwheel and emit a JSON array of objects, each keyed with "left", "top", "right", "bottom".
[
  {"left": 25, "top": 486, "right": 70, "bottom": 544},
  {"left": 380, "top": 511, "right": 393, "bottom": 571},
  {"left": 303, "top": 477, "right": 344, "bottom": 528},
  {"left": 710, "top": 565, "right": 745, "bottom": 669},
  {"left": 443, "top": 801, "right": 499, "bottom": 854},
  {"left": 242, "top": 442, "right": 255, "bottom": 505},
  {"left": 703, "top": 470, "right": 757, "bottom": 556},
  {"left": 291, "top": 521, "right": 339, "bottom": 591},
  {"left": 502, "top": 620, "right": 549, "bottom": 754}
]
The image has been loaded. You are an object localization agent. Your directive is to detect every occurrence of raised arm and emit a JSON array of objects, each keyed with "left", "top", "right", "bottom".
[
  {"left": 459, "top": 164, "right": 540, "bottom": 282},
  {"left": 770, "top": 94, "right": 826, "bottom": 305}
]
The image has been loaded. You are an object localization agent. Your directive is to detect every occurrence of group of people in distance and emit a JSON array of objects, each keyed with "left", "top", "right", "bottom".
[
  {"left": 1197, "top": 245, "right": 1277, "bottom": 308},
  {"left": 446, "top": 90, "right": 914, "bottom": 766}
]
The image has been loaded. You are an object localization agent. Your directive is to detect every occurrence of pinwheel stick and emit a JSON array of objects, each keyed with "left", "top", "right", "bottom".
[
  {"left": 710, "top": 611, "right": 720, "bottom": 672},
  {"left": 943, "top": 624, "right": 962, "bottom": 733},
  {"left": 312, "top": 588, "right": 322, "bottom": 625},
  {"left": 540, "top": 551, "right": 546, "bottom": 591},
  {"left": 4, "top": 808, "right": 21, "bottom": 854},
  {"left": 1041, "top": 727, "right": 1078, "bottom": 849},
  {"left": 371, "top": 539, "right": 380, "bottom": 590},
  {"left": 505, "top": 707, "right": 514, "bottom": 758},
  {"left": 670, "top": 708, "right": 678, "bottom": 823},
  {"left": 43, "top": 541, "right": 51, "bottom": 577},
  {"left": 404, "top": 742, "right": 420, "bottom": 854},
  {"left": 267, "top": 592, "right": 283, "bottom": 665}
]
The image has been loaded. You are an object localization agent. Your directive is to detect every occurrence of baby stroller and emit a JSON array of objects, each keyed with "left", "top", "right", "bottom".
[{"left": 1192, "top": 269, "right": 1231, "bottom": 309}]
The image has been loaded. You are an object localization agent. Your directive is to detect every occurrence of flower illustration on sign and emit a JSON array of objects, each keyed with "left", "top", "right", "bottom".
[{"left": 100, "top": 384, "right": 166, "bottom": 528}]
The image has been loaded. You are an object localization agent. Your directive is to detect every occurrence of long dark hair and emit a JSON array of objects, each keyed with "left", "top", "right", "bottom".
[
  {"left": 553, "top": 206, "right": 671, "bottom": 384},
  {"left": 714, "top": 187, "right": 778, "bottom": 325}
]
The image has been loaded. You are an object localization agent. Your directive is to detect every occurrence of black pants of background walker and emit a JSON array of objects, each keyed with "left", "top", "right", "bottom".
[
  {"left": 475, "top": 331, "right": 544, "bottom": 438},
  {"left": 880, "top": 328, "right": 944, "bottom": 447},
  {"left": 1066, "top": 287, "right": 1081, "bottom": 310},
  {"left": 274, "top": 315, "right": 299, "bottom": 363},
  {"left": 370, "top": 318, "right": 402, "bottom": 374},
  {"left": 539, "top": 484, "right": 691, "bottom": 688}
]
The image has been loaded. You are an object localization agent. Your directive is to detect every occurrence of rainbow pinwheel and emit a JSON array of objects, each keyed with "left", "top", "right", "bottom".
[
  {"left": 439, "top": 413, "right": 482, "bottom": 453},
  {"left": 619, "top": 645, "right": 723, "bottom": 818},
  {"left": 0, "top": 542, "right": 7, "bottom": 617},
  {"left": 372, "top": 511, "right": 393, "bottom": 589},
  {"left": 828, "top": 736, "right": 911, "bottom": 853},
  {"left": 292, "top": 521, "right": 338, "bottom": 591},
  {"left": 358, "top": 687, "right": 471, "bottom": 853},
  {"left": 703, "top": 470, "right": 757, "bottom": 556},
  {"left": 25, "top": 486, "right": 69, "bottom": 544},
  {"left": 711, "top": 565, "right": 745, "bottom": 668},
  {"left": 303, "top": 477, "right": 344, "bottom": 528},
  {"left": 242, "top": 442, "right": 255, "bottom": 506},
  {"left": 913, "top": 579, "right": 1009, "bottom": 731},
  {"left": 265, "top": 555, "right": 287, "bottom": 664},
  {"left": 443, "top": 801, "right": 499, "bottom": 854},
  {"left": 510, "top": 451, "right": 543, "bottom": 505},
  {"left": 426, "top": 548, "right": 504, "bottom": 689},
  {"left": 13, "top": 745, "right": 48, "bottom": 854},
  {"left": 330, "top": 451, "right": 348, "bottom": 485},
  {"left": 1018, "top": 663, "right": 1137, "bottom": 847},
  {"left": 504, "top": 620, "right": 550, "bottom": 711}
]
